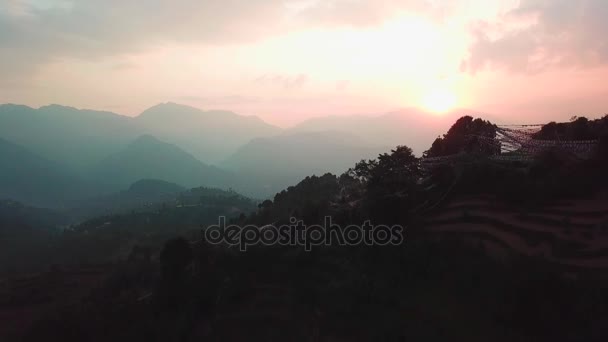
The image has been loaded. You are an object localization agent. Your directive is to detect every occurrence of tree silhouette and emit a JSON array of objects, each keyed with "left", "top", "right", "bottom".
[
  {"left": 160, "top": 237, "right": 193, "bottom": 281},
  {"left": 424, "top": 116, "right": 499, "bottom": 157},
  {"left": 359, "top": 146, "right": 422, "bottom": 224}
]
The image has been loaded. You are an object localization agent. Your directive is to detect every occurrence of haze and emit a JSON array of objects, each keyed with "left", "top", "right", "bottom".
[{"left": 2, "top": 0, "right": 607, "bottom": 127}]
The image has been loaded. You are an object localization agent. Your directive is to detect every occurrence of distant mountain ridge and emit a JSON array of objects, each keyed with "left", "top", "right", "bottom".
[
  {"left": 0, "top": 102, "right": 493, "bottom": 204},
  {"left": 92, "top": 134, "right": 233, "bottom": 190},
  {"left": 0, "top": 104, "right": 139, "bottom": 171},
  {"left": 290, "top": 108, "right": 487, "bottom": 155},
  {"left": 223, "top": 130, "right": 389, "bottom": 197},
  {"left": 0, "top": 137, "right": 100, "bottom": 208},
  {"left": 0, "top": 102, "right": 280, "bottom": 168},
  {"left": 135, "top": 102, "right": 281, "bottom": 163}
]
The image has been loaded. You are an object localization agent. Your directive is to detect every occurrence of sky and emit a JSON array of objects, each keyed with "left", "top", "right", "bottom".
[{"left": 1, "top": 0, "right": 607, "bottom": 127}]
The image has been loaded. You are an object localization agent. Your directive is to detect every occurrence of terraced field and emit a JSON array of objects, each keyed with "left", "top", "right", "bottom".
[{"left": 423, "top": 195, "right": 608, "bottom": 269}]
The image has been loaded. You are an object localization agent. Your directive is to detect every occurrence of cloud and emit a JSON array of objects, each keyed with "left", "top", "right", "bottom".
[
  {"left": 1, "top": 1, "right": 288, "bottom": 48},
  {"left": 463, "top": 0, "right": 608, "bottom": 74},
  {"left": 0, "top": 0, "right": 288, "bottom": 81},
  {"left": 0, "top": 0, "right": 441, "bottom": 85},
  {"left": 292, "top": 0, "right": 430, "bottom": 27}
]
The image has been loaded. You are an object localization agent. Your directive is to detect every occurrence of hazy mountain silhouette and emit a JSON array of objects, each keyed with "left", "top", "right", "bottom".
[
  {"left": 0, "top": 104, "right": 140, "bottom": 171},
  {"left": 0, "top": 102, "right": 280, "bottom": 204},
  {"left": 0, "top": 138, "right": 98, "bottom": 207},
  {"left": 135, "top": 102, "right": 281, "bottom": 163},
  {"left": 0, "top": 102, "right": 491, "bottom": 203},
  {"left": 290, "top": 108, "right": 485, "bottom": 155},
  {"left": 222, "top": 131, "right": 389, "bottom": 197},
  {"left": 0, "top": 102, "right": 280, "bottom": 169},
  {"left": 92, "top": 135, "right": 233, "bottom": 190}
]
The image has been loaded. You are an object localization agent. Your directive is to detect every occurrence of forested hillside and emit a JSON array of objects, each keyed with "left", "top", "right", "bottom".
[{"left": 3, "top": 115, "right": 607, "bottom": 341}]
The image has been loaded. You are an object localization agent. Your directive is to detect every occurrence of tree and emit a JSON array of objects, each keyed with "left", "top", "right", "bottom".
[
  {"left": 362, "top": 146, "right": 422, "bottom": 224},
  {"left": 348, "top": 159, "right": 378, "bottom": 183},
  {"left": 160, "top": 237, "right": 193, "bottom": 280},
  {"left": 424, "top": 116, "right": 499, "bottom": 157},
  {"left": 371, "top": 146, "right": 421, "bottom": 184}
]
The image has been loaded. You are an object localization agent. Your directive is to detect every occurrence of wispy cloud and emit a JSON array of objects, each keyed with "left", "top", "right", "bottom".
[
  {"left": 462, "top": 0, "right": 608, "bottom": 74},
  {"left": 292, "top": 0, "right": 430, "bottom": 27},
  {"left": 0, "top": 0, "right": 288, "bottom": 81},
  {"left": 0, "top": 1, "right": 438, "bottom": 78}
]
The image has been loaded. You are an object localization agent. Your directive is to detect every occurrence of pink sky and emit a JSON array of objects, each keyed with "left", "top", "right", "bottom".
[{"left": 1, "top": 0, "right": 607, "bottom": 127}]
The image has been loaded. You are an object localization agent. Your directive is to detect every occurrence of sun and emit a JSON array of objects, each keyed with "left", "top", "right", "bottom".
[{"left": 422, "top": 88, "right": 457, "bottom": 113}]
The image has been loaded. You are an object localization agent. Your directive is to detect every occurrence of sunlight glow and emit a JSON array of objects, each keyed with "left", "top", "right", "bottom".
[{"left": 422, "top": 87, "right": 457, "bottom": 113}]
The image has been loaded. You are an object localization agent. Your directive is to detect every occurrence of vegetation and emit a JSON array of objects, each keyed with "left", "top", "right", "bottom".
[
  {"left": 424, "top": 116, "right": 499, "bottom": 157},
  {"left": 0, "top": 186, "right": 257, "bottom": 274},
  {"left": 1, "top": 114, "right": 608, "bottom": 341}
]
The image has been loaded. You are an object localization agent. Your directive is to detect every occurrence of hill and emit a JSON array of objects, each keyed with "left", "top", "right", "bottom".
[
  {"left": 290, "top": 108, "right": 487, "bottom": 155},
  {"left": 2, "top": 114, "right": 608, "bottom": 341},
  {"left": 0, "top": 104, "right": 140, "bottom": 171},
  {"left": 0, "top": 103, "right": 281, "bottom": 206},
  {"left": 135, "top": 102, "right": 280, "bottom": 163},
  {"left": 91, "top": 135, "right": 234, "bottom": 191},
  {"left": 222, "top": 131, "right": 388, "bottom": 197},
  {"left": 0, "top": 103, "right": 281, "bottom": 168},
  {"left": 0, "top": 138, "right": 98, "bottom": 207},
  {"left": 0, "top": 200, "right": 71, "bottom": 275},
  {"left": 0, "top": 200, "right": 69, "bottom": 231},
  {"left": 68, "top": 179, "right": 186, "bottom": 221}
]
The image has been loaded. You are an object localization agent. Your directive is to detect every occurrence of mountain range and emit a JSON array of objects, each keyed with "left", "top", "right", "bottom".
[
  {"left": 289, "top": 108, "right": 482, "bottom": 155},
  {"left": 222, "top": 131, "right": 389, "bottom": 196},
  {"left": 136, "top": 103, "right": 280, "bottom": 164},
  {"left": 0, "top": 102, "right": 481, "bottom": 207}
]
